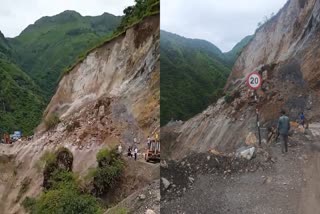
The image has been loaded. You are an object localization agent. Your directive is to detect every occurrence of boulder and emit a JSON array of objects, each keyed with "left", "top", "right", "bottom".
[
  {"left": 139, "top": 194, "right": 146, "bottom": 200},
  {"left": 160, "top": 160, "right": 168, "bottom": 168},
  {"left": 146, "top": 209, "right": 156, "bottom": 214},
  {"left": 236, "top": 147, "right": 255, "bottom": 160},
  {"left": 245, "top": 132, "right": 257, "bottom": 146},
  {"left": 188, "top": 177, "right": 195, "bottom": 183},
  {"left": 98, "top": 105, "right": 105, "bottom": 117},
  {"left": 161, "top": 177, "right": 170, "bottom": 190}
]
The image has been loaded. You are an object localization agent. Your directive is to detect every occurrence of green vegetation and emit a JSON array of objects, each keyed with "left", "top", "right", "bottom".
[
  {"left": 36, "top": 150, "right": 57, "bottom": 170},
  {"left": 23, "top": 148, "right": 103, "bottom": 214},
  {"left": 44, "top": 113, "right": 60, "bottom": 130},
  {"left": 22, "top": 197, "right": 37, "bottom": 213},
  {"left": 0, "top": 58, "right": 45, "bottom": 135},
  {"left": 224, "top": 35, "right": 253, "bottom": 65},
  {"left": 63, "top": 0, "right": 160, "bottom": 76},
  {"left": 24, "top": 147, "right": 125, "bottom": 213},
  {"left": 0, "top": 0, "right": 159, "bottom": 134},
  {"left": 0, "top": 11, "right": 120, "bottom": 135},
  {"left": 9, "top": 11, "right": 122, "bottom": 98},
  {"left": 117, "top": 0, "right": 160, "bottom": 32},
  {"left": 160, "top": 30, "right": 231, "bottom": 125},
  {"left": 160, "top": 30, "right": 252, "bottom": 126},
  {"left": 93, "top": 148, "right": 124, "bottom": 196},
  {"left": 22, "top": 183, "right": 103, "bottom": 214}
]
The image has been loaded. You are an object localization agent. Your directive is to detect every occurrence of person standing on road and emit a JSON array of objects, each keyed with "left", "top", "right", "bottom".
[
  {"left": 278, "top": 110, "right": 290, "bottom": 154},
  {"left": 127, "top": 146, "right": 132, "bottom": 158},
  {"left": 147, "top": 136, "right": 151, "bottom": 149},
  {"left": 299, "top": 112, "right": 305, "bottom": 128},
  {"left": 118, "top": 144, "right": 122, "bottom": 155},
  {"left": 134, "top": 147, "right": 138, "bottom": 161}
]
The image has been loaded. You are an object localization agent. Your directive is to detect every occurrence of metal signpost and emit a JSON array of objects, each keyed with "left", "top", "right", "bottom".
[{"left": 247, "top": 72, "right": 262, "bottom": 145}]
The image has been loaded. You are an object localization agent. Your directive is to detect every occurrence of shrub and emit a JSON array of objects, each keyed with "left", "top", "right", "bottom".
[
  {"left": 47, "top": 170, "right": 78, "bottom": 191},
  {"left": 33, "top": 188, "right": 103, "bottom": 214},
  {"left": 96, "top": 148, "right": 120, "bottom": 167},
  {"left": 42, "top": 147, "right": 73, "bottom": 190},
  {"left": 24, "top": 147, "right": 103, "bottom": 214},
  {"left": 22, "top": 197, "right": 36, "bottom": 213},
  {"left": 35, "top": 151, "right": 56, "bottom": 172},
  {"left": 92, "top": 164, "right": 123, "bottom": 196},
  {"left": 92, "top": 148, "right": 124, "bottom": 195},
  {"left": 44, "top": 113, "right": 60, "bottom": 130},
  {"left": 96, "top": 148, "right": 111, "bottom": 166}
]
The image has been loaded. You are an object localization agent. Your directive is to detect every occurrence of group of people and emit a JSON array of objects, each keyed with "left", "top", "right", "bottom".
[
  {"left": 127, "top": 146, "right": 138, "bottom": 160},
  {"left": 277, "top": 111, "right": 306, "bottom": 154},
  {"left": 117, "top": 133, "right": 159, "bottom": 161},
  {"left": 117, "top": 143, "right": 138, "bottom": 160}
]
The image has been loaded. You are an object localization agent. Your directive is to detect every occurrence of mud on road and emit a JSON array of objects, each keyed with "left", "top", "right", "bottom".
[{"left": 161, "top": 131, "right": 320, "bottom": 214}]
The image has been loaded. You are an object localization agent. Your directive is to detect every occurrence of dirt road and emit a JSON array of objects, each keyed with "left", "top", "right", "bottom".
[{"left": 161, "top": 123, "right": 320, "bottom": 214}]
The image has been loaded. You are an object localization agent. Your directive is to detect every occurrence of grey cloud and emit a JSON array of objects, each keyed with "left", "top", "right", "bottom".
[{"left": 161, "top": 0, "right": 288, "bottom": 52}]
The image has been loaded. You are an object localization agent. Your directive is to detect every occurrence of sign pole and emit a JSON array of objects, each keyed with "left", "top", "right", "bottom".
[
  {"left": 254, "top": 91, "right": 262, "bottom": 146},
  {"left": 247, "top": 72, "right": 263, "bottom": 146}
]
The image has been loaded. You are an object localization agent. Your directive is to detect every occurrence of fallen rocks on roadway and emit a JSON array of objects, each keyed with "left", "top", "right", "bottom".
[
  {"left": 161, "top": 177, "right": 171, "bottom": 190},
  {"left": 160, "top": 160, "right": 168, "bottom": 168},
  {"left": 236, "top": 146, "right": 256, "bottom": 160}
]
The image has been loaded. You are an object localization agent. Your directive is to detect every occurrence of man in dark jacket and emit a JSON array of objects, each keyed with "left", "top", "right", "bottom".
[{"left": 278, "top": 110, "right": 290, "bottom": 153}]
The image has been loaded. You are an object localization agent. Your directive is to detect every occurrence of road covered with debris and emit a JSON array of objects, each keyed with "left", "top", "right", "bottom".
[{"left": 161, "top": 123, "right": 320, "bottom": 214}]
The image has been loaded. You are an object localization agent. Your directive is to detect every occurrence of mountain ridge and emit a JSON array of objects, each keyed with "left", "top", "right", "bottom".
[{"left": 160, "top": 30, "right": 251, "bottom": 126}]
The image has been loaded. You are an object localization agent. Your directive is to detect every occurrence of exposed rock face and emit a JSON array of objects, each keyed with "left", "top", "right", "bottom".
[
  {"left": 163, "top": 0, "right": 320, "bottom": 160},
  {"left": 0, "top": 14, "right": 159, "bottom": 213},
  {"left": 40, "top": 14, "right": 160, "bottom": 138}
]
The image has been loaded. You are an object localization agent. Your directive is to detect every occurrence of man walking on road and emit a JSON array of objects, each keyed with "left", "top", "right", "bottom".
[{"left": 278, "top": 110, "right": 290, "bottom": 154}]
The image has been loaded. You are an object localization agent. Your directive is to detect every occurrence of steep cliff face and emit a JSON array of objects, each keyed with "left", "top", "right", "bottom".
[
  {"left": 0, "top": 14, "right": 159, "bottom": 213},
  {"left": 40, "top": 14, "right": 159, "bottom": 141},
  {"left": 163, "top": 0, "right": 320, "bottom": 160}
]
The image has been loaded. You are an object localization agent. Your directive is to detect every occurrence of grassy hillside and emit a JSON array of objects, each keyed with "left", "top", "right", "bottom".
[
  {"left": 160, "top": 30, "right": 231, "bottom": 125},
  {"left": 160, "top": 31, "right": 252, "bottom": 126},
  {"left": 0, "top": 31, "right": 45, "bottom": 135},
  {"left": 0, "top": 59, "right": 45, "bottom": 135},
  {"left": 224, "top": 35, "right": 253, "bottom": 65},
  {"left": 9, "top": 11, "right": 121, "bottom": 98}
]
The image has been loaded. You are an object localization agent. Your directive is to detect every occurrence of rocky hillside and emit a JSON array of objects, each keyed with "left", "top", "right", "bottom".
[
  {"left": 0, "top": 14, "right": 159, "bottom": 214},
  {"left": 162, "top": 0, "right": 320, "bottom": 160},
  {"left": 0, "top": 11, "right": 121, "bottom": 135}
]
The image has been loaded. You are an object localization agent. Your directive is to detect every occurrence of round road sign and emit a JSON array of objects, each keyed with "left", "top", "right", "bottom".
[{"left": 247, "top": 72, "right": 262, "bottom": 90}]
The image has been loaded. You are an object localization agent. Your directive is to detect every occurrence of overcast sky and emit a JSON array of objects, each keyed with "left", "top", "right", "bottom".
[
  {"left": 0, "top": 0, "right": 135, "bottom": 38},
  {"left": 161, "top": 0, "right": 288, "bottom": 52}
]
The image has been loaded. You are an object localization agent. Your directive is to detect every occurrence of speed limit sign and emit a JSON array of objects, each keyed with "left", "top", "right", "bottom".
[{"left": 247, "top": 72, "right": 262, "bottom": 90}]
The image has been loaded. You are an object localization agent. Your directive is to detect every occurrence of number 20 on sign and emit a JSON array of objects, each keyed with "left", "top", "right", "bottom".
[{"left": 247, "top": 72, "right": 262, "bottom": 90}]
